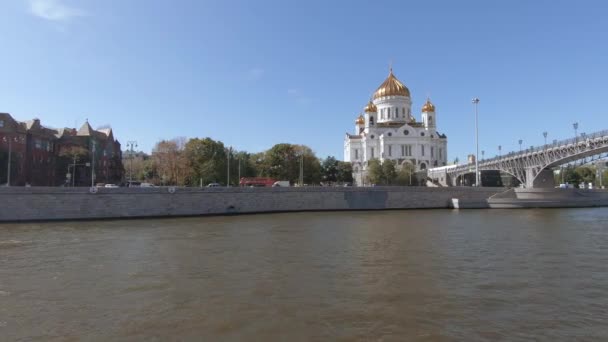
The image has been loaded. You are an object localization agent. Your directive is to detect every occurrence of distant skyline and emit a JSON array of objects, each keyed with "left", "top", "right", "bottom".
[{"left": 1, "top": 0, "right": 607, "bottom": 162}]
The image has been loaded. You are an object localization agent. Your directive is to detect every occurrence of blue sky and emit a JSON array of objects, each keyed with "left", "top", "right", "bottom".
[{"left": 1, "top": 0, "right": 607, "bottom": 162}]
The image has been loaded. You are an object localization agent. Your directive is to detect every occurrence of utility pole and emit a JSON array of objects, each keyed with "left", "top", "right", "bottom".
[
  {"left": 543, "top": 131, "right": 548, "bottom": 147},
  {"left": 126, "top": 141, "right": 137, "bottom": 183},
  {"left": 72, "top": 154, "right": 77, "bottom": 187},
  {"left": 299, "top": 150, "right": 304, "bottom": 186},
  {"left": 238, "top": 156, "right": 241, "bottom": 186},
  {"left": 472, "top": 98, "right": 480, "bottom": 187},
  {"left": 91, "top": 140, "right": 96, "bottom": 187},
  {"left": 4, "top": 136, "right": 14, "bottom": 186},
  {"left": 227, "top": 146, "right": 231, "bottom": 187}
]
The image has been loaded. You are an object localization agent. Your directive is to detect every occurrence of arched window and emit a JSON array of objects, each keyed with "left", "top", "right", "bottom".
[
  {"left": 370, "top": 116, "right": 374, "bottom": 125},
  {"left": 388, "top": 108, "right": 391, "bottom": 117},
  {"left": 420, "top": 163, "right": 427, "bottom": 170},
  {"left": 429, "top": 116, "right": 433, "bottom": 124}
]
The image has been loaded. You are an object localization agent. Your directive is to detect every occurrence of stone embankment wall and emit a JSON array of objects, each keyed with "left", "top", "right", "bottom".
[{"left": 0, "top": 186, "right": 502, "bottom": 222}]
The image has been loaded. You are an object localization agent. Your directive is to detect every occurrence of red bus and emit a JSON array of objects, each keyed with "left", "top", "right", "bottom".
[{"left": 239, "top": 177, "right": 276, "bottom": 187}]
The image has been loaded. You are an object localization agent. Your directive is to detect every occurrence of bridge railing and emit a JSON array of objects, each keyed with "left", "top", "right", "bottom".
[{"left": 452, "top": 128, "right": 608, "bottom": 170}]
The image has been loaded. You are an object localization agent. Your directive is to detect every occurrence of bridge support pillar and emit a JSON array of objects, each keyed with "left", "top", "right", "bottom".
[{"left": 525, "top": 168, "right": 555, "bottom": 188}]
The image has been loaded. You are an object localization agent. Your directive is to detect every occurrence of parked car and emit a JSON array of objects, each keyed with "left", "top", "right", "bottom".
[
  {"left": 207, "top": 183, "right": 221, "bottom": 187},
  {"left": 105, "top": 184, "right": 119, "bottom": 188},
  {"left": 140, "top": 182, "right": 155, "bottom": 187}
]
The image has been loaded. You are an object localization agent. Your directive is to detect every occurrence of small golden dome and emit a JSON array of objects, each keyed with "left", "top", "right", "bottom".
[
  {"left": 364, "top": 101, "right": 377, "bottom": 113},
  {"left": 421, "top": 98, "right": 436, "bottom": 112},
  {"left": 355, "top": 115, "right": 365, "bottom": 125},
  {"left": 372, "top": 69, "right": 410, "bottom": 100}
]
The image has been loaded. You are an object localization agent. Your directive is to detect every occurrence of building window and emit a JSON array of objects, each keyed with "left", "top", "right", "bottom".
[
  {"left": 370, "top": 116, "right": 374, "bottom": 125},
  {"left": 403, "top": 130, "right": 409, "bottom": 135},
  {"left": 431, "top": 147, "right": 434, "bottom": 158},
  {"left": 35, "top": 139, "right": 42, "bottom": 149},
  {"left": 371, "top": 147, "right": 375, "bottom": 159},
  {"left": 370, "top": 135, "right": 374, "bottom": 139},
  {"left": 429, "top": 116, "right": 433, "bottom": 124},
  {"left": 421, "top": 145, "right": 425, "bottom": 156},
  {"left": 407, "top": 145, "right": 412, "bottom": 156},
  {"left": 420, "top": 132, "right": 425, "bottom": 137},
  {"left": 388, "top": 145, "right": 392, "bottom": 156},
  {"left": 403, "top": 108, "right": 406, "bottom": 118},
  {"left": 355, "top": 149, "right": 359, "bottom": 160},
  {"left": 388, "top": 108, "right": 391, "bottom": 117},
  {"left": 439, "top": 148, "right": 442, "bottom": 159},
  {"left": 401, "top": 145, "right": 405, "bottom": 156},
  {"left": 388, "top": 132, "right": 392, "bottom": 137},
  {"left": 0, "top": 120, "right": 4, "bottom": 127}
]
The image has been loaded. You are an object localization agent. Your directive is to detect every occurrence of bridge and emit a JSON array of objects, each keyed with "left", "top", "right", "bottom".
[{"left": 428, "top": 129, "right": 608, "bottom": 188}]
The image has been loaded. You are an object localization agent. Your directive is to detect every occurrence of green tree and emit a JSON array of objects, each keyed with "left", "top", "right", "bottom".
[
  {"left": 367, "top": 159, "right": 383, "bottom": 185},
  {"left": 562, "top": 166, "right": 582, "bottom": 186},
  {"left": 336, "top": 161, "right": 353, "bottom": 184},
  {"left": 395, "top": 163, "right": 416, "bottom": 186},
  {"left": 321, "top": 156, "right": 339, "bottom": 183},
  {"left": 183, "top": 137, "right": 227, "bottom": 186},
  {"left": 576, "top": 166, "right": 595, "bottom": 184},
  {"left": 381, "top": 159, "right": 397, "bottom": 185},
  {"left": 258, "top": 143, "right": 321, "bottom": 185}
]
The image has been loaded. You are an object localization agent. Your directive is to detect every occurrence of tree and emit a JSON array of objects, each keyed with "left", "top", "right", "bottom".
[
  {"left": 321, "top": 156, "right": 339, "bottom": 183},
  {"left": 58, "top": 146, "right": 89, "bottom": 186},
  {"left": 257, "top": 143, "right": 321, "bottom": 185},
  {"left": 576, "top": 166, "right": 595, "bottom": 184},
  {"left": 152, "top": 138, "right": 188, "bottom": 186},
  {"left": 562, "top": 166, "right": 582, "bottom": 186},
  {"left": 381, "top": 159, "right": 397, "bottom": 185},
  {"left": 336, "top": 161, "right": 353, "bottom": 184},
  {"left": 184, "top": 137, "right": 227, "bottom": 186},
  {"left": 395, "top": 163, "right": 416, "bottom": 186},
  {"left": 367, "top": 159, "right": 383, "bottom": 185}
]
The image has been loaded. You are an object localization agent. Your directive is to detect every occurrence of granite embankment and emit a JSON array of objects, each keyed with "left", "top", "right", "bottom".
[{"left": 0, "top": 186, "right": 502, "bottom": 222}]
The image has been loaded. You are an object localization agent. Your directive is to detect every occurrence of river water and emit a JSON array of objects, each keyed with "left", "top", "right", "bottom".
[{"left": 1, "top": 209, "right": 608, "bottom": 341}]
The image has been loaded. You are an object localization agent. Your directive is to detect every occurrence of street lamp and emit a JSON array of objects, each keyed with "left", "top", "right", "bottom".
[
  {"left": 518, "top": 139, "right": 523, "bottom": 152},
  {"left": 498, "top": 145, "right": 502, "bottom": 157},
  {"left": 226, "top": 146, "right": 232, "bottom": 187},
  {"left": 126, "top": 141, "right": 138, "bottom": 183},
  {"left": 91, "top": 140, "right": 96, "bottom": 187},
  {"left": 573, "top": 122, "right": 579, "bottom": 142},
  {"left": 543, "top": 132, "right": 548, "bottom": 147},
  {"left": 472, "top": 98, "right": 480, "bottom": 187},
  {"left": 481, "top": 150, "right": 485, "bottom": 160},
  {"left": 2, "top": 136, "right": 17, "bottom": 186}
]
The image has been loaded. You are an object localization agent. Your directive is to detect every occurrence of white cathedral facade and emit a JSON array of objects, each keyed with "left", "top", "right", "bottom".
[{"left": 344, "top": 68, "right": 448, "bottom": 186}]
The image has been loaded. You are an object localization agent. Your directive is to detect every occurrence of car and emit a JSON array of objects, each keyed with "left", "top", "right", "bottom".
[
  {"left": 140, "top": 182, "right": 155, "bottom": 187},
  {"left": 105, "top": 184, "right": 119, "bottom": 188},
  {"left": 206, "top": 183, "right": 221, "bottom": 187}
]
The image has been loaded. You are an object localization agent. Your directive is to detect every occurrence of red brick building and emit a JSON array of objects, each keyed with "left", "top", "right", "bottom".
[{"left": 0, "top": 113, "right": 124, "bottom": 186}]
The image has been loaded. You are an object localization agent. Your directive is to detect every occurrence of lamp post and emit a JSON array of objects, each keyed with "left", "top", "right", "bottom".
[
  {"left": 573, "top": 122, "right": 579, "bottom": 142},
  {"left": 2, "top": 136, "right": 17, "bottom": 186},
  {"left": 498, "top": 145, "right": 502, "bottom": 157},
  {"left": 238, "top": 155, "right": 241, "bottom": 186},
  {"left": 91, "top": 140, "right": 96, "bottom": 187},
  {"left": 472, "top": 98, "right": 480, "bottom": 187},
  {"left": 543, "top": 132, "right": 548, "bottom": 147},
  {"left": 226, "top": 146, "right": 232, "bottom": 187},
  {"left": 481, "top": 150, "right": 485, "bottom": 161},
  {"left": 299, "top": 150, "right": 304, "bottom": 186},
  {"left": 518, "top": 139, "right": 523, "bottom": 152},
  {"left": 126, "top": 141, "right": 137, "bottom": 183}
]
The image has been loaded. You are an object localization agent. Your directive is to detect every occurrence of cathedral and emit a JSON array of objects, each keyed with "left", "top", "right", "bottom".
[{"left": 344, "top": 68, "right": 448, "bottom": 186}]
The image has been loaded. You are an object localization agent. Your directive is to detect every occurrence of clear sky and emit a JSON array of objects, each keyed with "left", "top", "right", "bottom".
[{"left": 1, "top": 0, "right": 607, "bottom": 162}]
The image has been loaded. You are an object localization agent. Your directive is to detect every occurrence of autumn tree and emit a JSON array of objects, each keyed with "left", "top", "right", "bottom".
[{"left": 152, "top": 137, "right": 188, "bottom": 186}]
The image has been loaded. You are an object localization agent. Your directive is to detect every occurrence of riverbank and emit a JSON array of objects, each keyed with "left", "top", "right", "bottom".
[{"left": 0, "top": 186, "right": 501, "bottom": 222}]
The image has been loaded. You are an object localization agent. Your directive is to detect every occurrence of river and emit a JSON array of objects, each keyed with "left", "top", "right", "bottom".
[{"left": 1, "top": 209, "right": 608, "bottom": 341}]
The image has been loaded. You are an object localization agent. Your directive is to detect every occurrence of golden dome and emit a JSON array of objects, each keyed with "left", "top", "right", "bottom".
[
  {"left": 355, "top": 114, "right": 365, "bottom": 125},
  {"left": 421, "top": 98, "right": 436, "bottom": 112},
  {"left": 372, "top": 69, "right": 410, "bottom": 100},
  {"left": 363, "top": 101, "right": 377, "bottom": 113}
]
